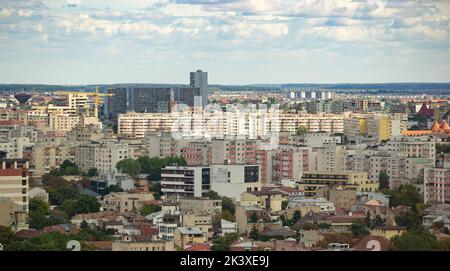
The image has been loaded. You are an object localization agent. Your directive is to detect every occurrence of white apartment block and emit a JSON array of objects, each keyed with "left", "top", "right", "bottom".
[{"left": 74, "top": 141, "right": 133, "bottom": 175}]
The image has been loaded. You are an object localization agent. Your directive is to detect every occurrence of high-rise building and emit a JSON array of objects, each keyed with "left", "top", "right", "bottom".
[
  {"left": 0, "top": 159, "right": 29, "bottom": 213},
  {"left": 190, "top": 70, "right": 208, "bottom": 107},
  {"left": 105, "top": 85, "right": 172, "bottom": 120}
]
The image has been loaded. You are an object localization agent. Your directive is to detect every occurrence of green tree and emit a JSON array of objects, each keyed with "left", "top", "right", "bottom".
[
  {"left": 149, "top": 182, "right": 162, "bottom": 200},
  {"left": 116, "top": 158, "right": 142, "bottom": 178},
  {"left": 0, "top": 226, "right": 16, "bottom": 248},
  {"left": 250, "top": 212, "right": 258, "bottom": 223},
  {"left": 350, "top": 219, "right": 370, "bottom": 237},
  {"left": 249, "top": 225, "right": 260, "bottom": 240},
  {"left": 87, "top": 168, "right": 98, "bottom": 177},
  {"left": 391, "top": 228, "right": 439, "bottom": 251},
  {"left": 59, "top": 195, "right": 100, "bottom": 217},
  {"left": 105, "top": 184, "right": 124, "bottom": 195},
  {"left": 296, "top": 126, "right": 308, "bottom": 136},
  {"left": 292, "top": 210, "right": 302, "bottom": 224},
  {"left": 379, "top": 171, "right": 390, "bottom": 189},
  {"left": 221, "top": 210, "right": 235, "bottom": 222},
  {"left": 141, "top": 204, "right": 162, "bottom": 216},
  {"left": 382, "top": 184, "right": 423, "bottom": 208},
  {"left": 281, "top": 201, "right": 289, "bottom": 210},
  {"left": 395, "top": 210, "right": 421, "bottom": 230},
  {"left": 211, "top": 234, "right": 237, "bottom": 251},
  {"left": 48, "top": 186, "right": 79, "bottom": 205}
]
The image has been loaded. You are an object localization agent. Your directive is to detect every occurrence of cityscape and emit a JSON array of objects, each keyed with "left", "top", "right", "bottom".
[{"left": 1, "top": 0, "right": 450, "bottom": 257}]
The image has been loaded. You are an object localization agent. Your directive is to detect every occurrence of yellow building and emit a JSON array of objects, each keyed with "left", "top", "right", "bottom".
[
  {"left": 371, "top": 226, "right": 406, "bottom": 239},
  {"left": 297, "top": 172, "right": 379, "bottom": 198},
  {"left": 174, "top": 227, "right": 207, "bottom": 249},
  {"left": 240, "top": 191, "right": 285, "bottom": 212}
]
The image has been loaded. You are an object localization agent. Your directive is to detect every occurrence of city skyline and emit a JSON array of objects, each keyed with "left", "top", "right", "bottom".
[{"left": 1, "top": 0, "right": 450, "bottom": 85}]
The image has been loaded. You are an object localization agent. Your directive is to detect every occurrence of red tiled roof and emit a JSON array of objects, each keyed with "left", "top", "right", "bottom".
[
  {"left": 15, "top": 229, "right": 43, "bottom": 239},
  {"left": 184, "top": 243, "right": 211, "bottom": 251}
]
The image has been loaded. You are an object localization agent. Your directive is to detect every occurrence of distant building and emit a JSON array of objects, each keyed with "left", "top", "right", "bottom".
[{"left": 190, "top": 70, "right": 208, "bottom": 107}]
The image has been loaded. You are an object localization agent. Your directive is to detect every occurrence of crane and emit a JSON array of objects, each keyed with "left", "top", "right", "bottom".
[{"left": 53, "top": 87, "right": 114, "bottom": 117}]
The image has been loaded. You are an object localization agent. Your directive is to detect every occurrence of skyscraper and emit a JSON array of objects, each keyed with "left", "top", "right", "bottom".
[{"left": 190, "top": 70, "right": 208, "bottom": 107}]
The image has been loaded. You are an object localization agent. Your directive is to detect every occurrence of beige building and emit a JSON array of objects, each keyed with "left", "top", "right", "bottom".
[
  {"left": 178, "top": 198, "right": 222, "bottom": 214},
  {"left": 112, "top": 240, "right": 175, "bottom": 251},
  {"left": 297, "top": 172, "right": 379, "bottom": 198},
  {"left": 0, "top": 197, "right": 29, "bottom": 231},
  {"left": 174, "top": 227, "right": 207, "bottom": 249},
  {"left": 102, "top": 192, "right": 155, "bottom": 213},
  {"left": 74, "top": 140, "right": 133, "bottom": 175},
  {"left": 0, "top": 159, "right": 29, "bottom": 213}
]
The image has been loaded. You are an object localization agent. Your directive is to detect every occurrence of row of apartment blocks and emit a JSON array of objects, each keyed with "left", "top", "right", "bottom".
[{"left": 117, "top": 111, "right": 407, "bottom": 143}]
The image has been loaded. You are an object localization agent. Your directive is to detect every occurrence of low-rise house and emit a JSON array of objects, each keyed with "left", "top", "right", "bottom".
[
  {"left": 112, "top": 239, "right": 174, "bottom": 251},
  {"left": 371, "top": 226, "right": 407, "bottom": 239},
  {"left": 174, "top": 227, "right": 207, "bottom": 249},
  {"left": 229, "top": 239, "right": 306, "bottom": 251},
  {"left": 260, "top": 227, "right": 296, "bottom": 240},
  {"left": 102, "top": 192, "right": 155, "bottom": 213},
  {"left": 298, "top": 229, "right": 326, "bottom": 248},
  {"left": 71, "top": 211, "right": 119, "bottom": 227},
  {"left": 240, "top": 190, "right": 285, "bottom": 212},
  {"left": 182, "top": 212, "right": 213, "bottom": 240},
  {"left": 178, "top": 197, "right": 222, "bottom": 214},
  {"left": 287, "top": 196, "right": 336, "bottom": 213}
]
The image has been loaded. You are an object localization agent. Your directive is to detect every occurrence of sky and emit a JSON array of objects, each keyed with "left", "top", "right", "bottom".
[{"left": 0, "top": 0, "right": 449, "bottom": 85}]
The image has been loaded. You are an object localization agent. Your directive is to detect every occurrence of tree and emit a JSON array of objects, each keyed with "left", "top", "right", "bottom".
[
  {"left": 350, "top": 219, "right": 370, "bottom": 237},
  {"left": 116, "top": 158, "right": 141, "bottom": 178},
  {"left": 292, "top": 211, "right": 302, "bottom": 224},
  {"left": 105, "top": 184, "right": 124, "bottom": 195},
  {"left": 395, "top": 210, "right": 421, "bottom": 230},
  {"left": 391, "top": 228, "right": 439, "bottom": 251},
  {"left": 0, "top": 226, "right": 16, "bottom": 248},
  {"left": 149, "top": 182, "right": 162, "bottom": 200},
  {"left": 48, "top": 186, "right": 79, "bottom": 205},
  {"left": 211, "top": 234, "right": 237, "bottom": 251},
  {"left": 382, "top": 184, "right": 422, "bottom": 208},
  {"left": 250, "top": 212, "right": 258, "bottom": 223},
  {"left": 141, "top": 204, "right": 162, "bottom": 216},
  {"left": 49, "top": 160, "right": 80, "bottom": 176},
  {"left": 221, "top": 210, "right": 234, "bottom": 222},
  {"left": 372, "top": 215, "right": 384, "bottom": 227},
  {"left": 281, "top": 201, "right": 289, "bottom": 210},
  {"left": 87, "top": 168, "right": 98, "bottom": 177},
  {"left": 379, "top": 171, "right": 390, "bottom": 189},
  {"left": 59, "top": 195, "right": 100, "bottom": 218},
  {"left": 249, "top": 225, "right": 260, "bottom": 240},
  {"left": 296, "top": 126, "right": 308, "bottom": 136}
]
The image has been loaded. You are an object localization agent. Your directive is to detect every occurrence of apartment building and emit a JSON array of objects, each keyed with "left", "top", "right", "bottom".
[
  {"left": 74, "top": 140, "right": 133, "bottom": 175},
  {"left": 315, "top": 143, "right": 346, "bottom": 172},
  {"left": 424, "top": 167, "right": 450, "bottom": 204},
  {"left": 161, "top": 166, "right": 211, "bottom": 203},
  {"left": 178, "top": 197, "right": 222, "bottom": 214},
  {"left": 297, "top": 172, "right": 378, "bottom": 198},
  {"left": 210, "top": 164, "right": 261, "bottom": 201},
  {"left": 0, "top": 159, "right": 30, "bottom": 213},
  {"left": 102, "top": 192, "right": 155, "bottom": 213}
]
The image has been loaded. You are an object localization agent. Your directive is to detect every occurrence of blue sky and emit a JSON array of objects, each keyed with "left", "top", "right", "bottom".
[{"left": 0, "top": 0, "right": 449, "bottom": 85}]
